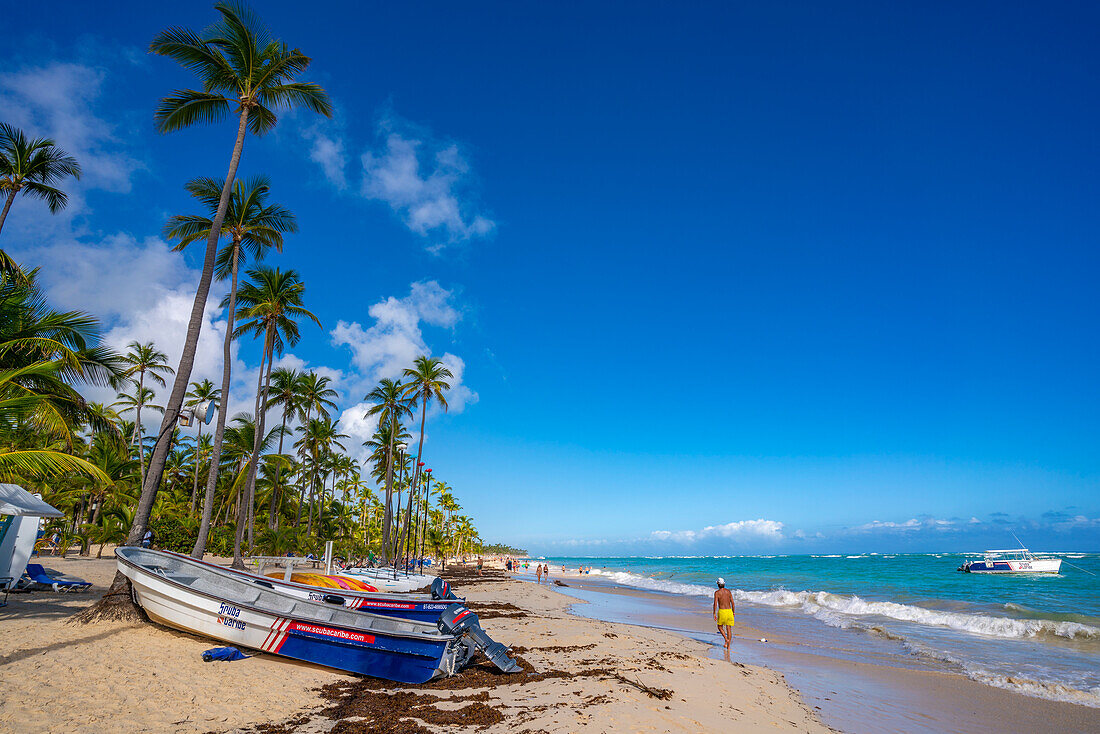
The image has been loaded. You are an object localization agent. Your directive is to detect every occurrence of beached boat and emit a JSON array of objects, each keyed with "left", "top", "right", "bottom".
[
  {"left": 340, "top": 566, "right": 435, "bottom": 593},
  {"left": 958, "top": 548, "right": 1062, "bottom": 574},
  {"left": 156, "top": 550, "right": 466, "bottom": 623},
  {"left": 117, "top": 548, "right": 520, "bottom": 682}
]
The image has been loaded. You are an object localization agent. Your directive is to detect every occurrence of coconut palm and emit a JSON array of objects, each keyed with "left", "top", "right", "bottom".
[
  {"left": 166, "top": 177, "right": 295, "bottom": 559},
  {"left": 364, "top": 378, "right": 413, "bottom": 564},
  {"left": 110, "top": 385, "right": 164, "bottom": 461},
  {"left": 294, "top": 416, "right": 346, "bottom": 535},
  {"left": 401, "top": 356, "right": 451, "bottom": 563},
  {"left": 184, "top": 379, "right": 219, "bottom": 514},
  {"left": 230, "top": 266, "right": 320, "bottom": 565},
  {"left": 292, "top": 372, "right": 337, "bottom": 526},
  {"left": 0, "top": 362, "right": 110, "bottom": 483},
  {"left": 0, "top": 123, "right": 82, "bottom": 250},
  {"left": 0, "top": 270, "right": 122, "bottom": 389},
  {"left": 118, "top": 341, "right": 174, "bottom": 488},
  {"left": 133, "top": 1, "right": 331, "bottom": 567},
  {"left": 264, "top": 367, "right": 302, "bottom": 527}
]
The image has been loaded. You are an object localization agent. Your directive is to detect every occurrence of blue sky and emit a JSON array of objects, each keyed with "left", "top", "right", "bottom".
[{"left": 3, "top": 2, "right": 1098, "bottom": 554}]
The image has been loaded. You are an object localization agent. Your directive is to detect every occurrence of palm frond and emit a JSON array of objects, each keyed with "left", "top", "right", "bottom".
[
  {"left": 0, "top": 449, "right": 110, "bottom": 484},
  {"left": 154, "top": 90, "right": 231, "bottom": 133}
]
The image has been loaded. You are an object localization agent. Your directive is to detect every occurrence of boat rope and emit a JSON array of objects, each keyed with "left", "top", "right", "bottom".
[{"left": 1063, "top": 561, "right": 1096, "bottom": 576}]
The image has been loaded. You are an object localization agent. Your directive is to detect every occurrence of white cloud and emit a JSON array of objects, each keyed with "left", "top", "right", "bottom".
[
  {"left": 330, "top": 280, "right": 462, "bottom": 387},
  {"left": 0, "top": 61, "right": 141, "bottom": 227},
  {"left": 336, "top": 402, "right": 380, "bottom": 464},
  {"left": 359, "top": 117, "right": 494, "bottom": 250},
  {"left": 302, "top": 123, "right": 347, "bottom": 189},
  {"left": 650, "top": 519, "right": 785, "bottom": 544},
  {"left": 329, "top": 281, "right": 477, "bottom": 456},
  {"left": 849, "top": 517, "right": 961, "bottom": 533}
]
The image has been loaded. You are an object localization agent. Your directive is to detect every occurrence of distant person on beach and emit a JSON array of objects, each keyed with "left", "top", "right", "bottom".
[
  {"left": 536, "top": 564, "right": 543, "bottom": 584},
  {"left": 477, "top": 557, "right": 483, "bottom": 575},
  {"left": 713, "top": 578, "right": 735, "bottom": 649}
]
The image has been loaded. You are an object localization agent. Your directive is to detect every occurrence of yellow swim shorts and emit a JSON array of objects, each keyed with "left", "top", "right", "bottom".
[{"left": 717, "top": 609, "right": 735, "bottom": 626}]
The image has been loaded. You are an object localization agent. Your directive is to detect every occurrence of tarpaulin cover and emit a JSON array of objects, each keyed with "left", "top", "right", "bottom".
[
  {"left": 202, "top": 647, "right": 250, "bottom": 662},
  {"left": 0, "top": 485, "right": 64, "bottom": 517}
]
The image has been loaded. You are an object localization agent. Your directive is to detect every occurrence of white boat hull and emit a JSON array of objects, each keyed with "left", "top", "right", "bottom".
[
  {"left": 340, "top": 568, "right": 434, "bottom": 593},
  {"left": 966, "top": 558, "right": 1062, "bottom": 573}
]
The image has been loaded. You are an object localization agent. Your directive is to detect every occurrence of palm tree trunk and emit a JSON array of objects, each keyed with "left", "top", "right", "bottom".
[
  {"left": 80, "top": 109, "right": 251, "bottom": 624},
  {"left": 232, "top": 348, "right": 265, "bottom": 566},
  {"left": 0, "top": 189, "right": 17, "bottom": 237},
  {"left": 269, "top": 406, "right": 288, "bottom": 528},
  {"left": 234, "top": 325, "right": 274, "bottom": 567},
  {"left": 382, "top": 417, "right": 395, "bottom": 565},
  {"left": 192, "top": 241, "right": 240, "bottom": 559},
  {"left": 136, "top": 371, "right": 146, "bottom": 489},
  {"left": 134, "top": 108, "right": 250, "bottom": 555},
  {"left": 404, "top": 400, "right": 427, "bottom": 561},
  {"left": 189, "top": 424, "right": 202, "bottom": 515}
]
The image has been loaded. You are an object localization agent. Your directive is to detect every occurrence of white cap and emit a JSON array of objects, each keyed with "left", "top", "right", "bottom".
[{"left": 717, "top": 577, "right": 725, "bottom": 585}]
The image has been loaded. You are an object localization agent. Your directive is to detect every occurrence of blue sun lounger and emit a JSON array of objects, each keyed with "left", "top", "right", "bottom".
[{"left": 23, "top": 564, "right": 91, "bottom": 592}]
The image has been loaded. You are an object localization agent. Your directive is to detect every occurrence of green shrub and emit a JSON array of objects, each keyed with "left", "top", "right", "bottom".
[{"left": 149, "top": 517, "right": 197, "bottom": 553}]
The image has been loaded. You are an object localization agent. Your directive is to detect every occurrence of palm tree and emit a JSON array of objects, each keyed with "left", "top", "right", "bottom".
[
  {"left": 214, "top": 412, "right": 278, "bottom": 526},
  {"left": 0, "top": 361, "right": 109, "bottom": 483},
  {"left": 111, "top": 385, "right": 163, "bottom": 444},
  {"left": 184, "top": 379, "right": 219, "bottom": 514},
  {"left": 0, "top": 270, "right": 122, "bottom": 389},
  {"left": 264, "top": 367, "right": 301, "bottom": 527},
  {"left": 230, "top": 266, "right": 320, "bottom": 566},
  {"left": 118, "top": 341, "right": 174, "bottom": 489},
  {"left": 166, "top": 177, "right": 294, "bottom": 559},
  {"left": 293, "top": 372, "right": 337, "bottom": 526},
  {"left": 364, "top": 378, "right": 412, "bottom": 564},
  {"left": 294, "top": 416, "right": 346, "bottom": 535},
  {"left": 0, "top": 123, "right": 82, "bottom": 250},
  {"left": 401, "top": 356, "right": 452, "bottom": 564},
  {"left": 134, "top": 1, "right": 331, "bottom": 565}
]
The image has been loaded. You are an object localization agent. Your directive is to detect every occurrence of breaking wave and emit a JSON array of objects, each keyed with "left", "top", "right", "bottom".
[{"left": 588, "top": 569, "right": 1100, "bottom": 641}]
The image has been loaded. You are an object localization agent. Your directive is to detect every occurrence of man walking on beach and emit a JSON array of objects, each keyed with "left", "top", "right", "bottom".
[{"left": 713, "top": 578, "right": 735, "bottom": 649}]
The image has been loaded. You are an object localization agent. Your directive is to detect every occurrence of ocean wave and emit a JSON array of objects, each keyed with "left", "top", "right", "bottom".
[
  {"left": 588, "top": 569, "right": 1100, "bottom": 641},
  {"left": 964, "top": 669, "right": 1100, "bottom": 708},
  {"left": 900, "top": 639, "right": 1100, "bottom": 708}
]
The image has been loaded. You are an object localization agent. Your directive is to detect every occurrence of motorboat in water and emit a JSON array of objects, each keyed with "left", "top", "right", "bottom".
[
  {"left": 117, "top": 548, "right": 521, "bottom": 683},
  {"left": 958, "top": 548, "right": 1062, "bottom": 574},
  {"left": 158, "top": 551, "right": 466, "bottom": 623}
]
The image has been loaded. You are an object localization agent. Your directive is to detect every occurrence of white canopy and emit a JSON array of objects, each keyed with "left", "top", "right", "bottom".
[{"left": 0, "top": 484, "right": 64, "bottom": 517}]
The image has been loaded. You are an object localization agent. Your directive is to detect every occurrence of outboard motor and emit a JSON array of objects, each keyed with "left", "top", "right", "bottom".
[
  {"left": 431, "top": 577, "right": 461, "bottom": 601},
  {"left": 438, "top": 606, "right": 522, "bottom": 674}
]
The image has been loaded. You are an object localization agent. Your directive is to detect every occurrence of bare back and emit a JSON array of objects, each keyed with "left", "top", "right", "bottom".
[{"left": 714, "top": 587, "right": 734, "bottom": 610}]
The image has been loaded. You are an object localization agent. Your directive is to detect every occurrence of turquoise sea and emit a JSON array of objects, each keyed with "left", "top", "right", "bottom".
[{"left": 539, "top": 553, "right": 1100, "bottom": 708}]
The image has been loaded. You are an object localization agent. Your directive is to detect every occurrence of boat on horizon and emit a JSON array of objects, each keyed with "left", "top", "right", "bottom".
[
  {"left": 117, "top": 547, "right": 521, "bottom": 683},
  {"left": 958, "top": 548, "right": 1062, "bottom": 574}
]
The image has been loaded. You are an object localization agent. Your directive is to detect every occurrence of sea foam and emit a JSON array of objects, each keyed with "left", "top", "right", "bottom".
[{"left": 588, "top": 569, "right": 1100, "bottom": 641}]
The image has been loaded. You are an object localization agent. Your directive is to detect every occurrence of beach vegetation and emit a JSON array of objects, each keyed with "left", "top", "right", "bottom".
[{"left": 0, "top": 3, "right": 513, "bottom": 625}]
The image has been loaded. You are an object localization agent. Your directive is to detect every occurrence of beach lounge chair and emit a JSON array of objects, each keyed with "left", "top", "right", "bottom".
[{"left": 22, "top": 564, "right": 91, "bottom": 592}]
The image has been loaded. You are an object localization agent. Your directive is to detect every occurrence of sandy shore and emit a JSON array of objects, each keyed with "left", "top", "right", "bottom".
[{"left": 0, "top": 554, "right": 830, "bottom": 733}]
